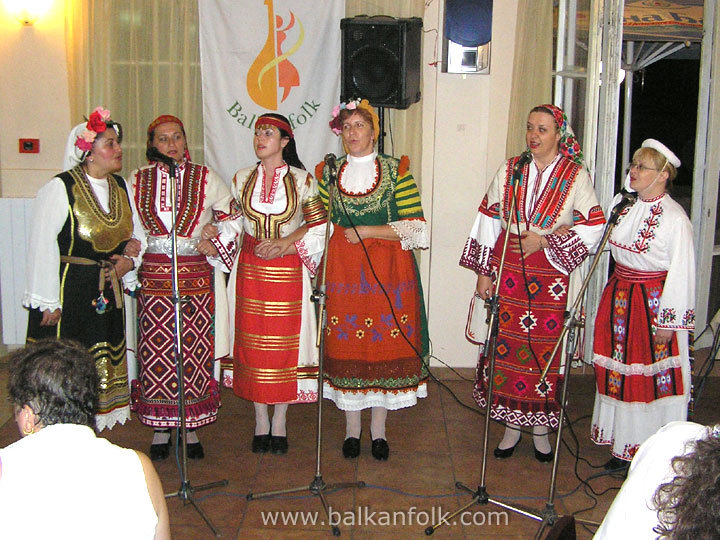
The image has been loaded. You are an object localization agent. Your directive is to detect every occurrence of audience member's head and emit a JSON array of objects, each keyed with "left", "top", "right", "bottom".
[
  {"left": 8, "top": 339, "right": 98, "bottom": 431},
  {"left": 653, "top": 426, "right": 720, "bottom": 540}
]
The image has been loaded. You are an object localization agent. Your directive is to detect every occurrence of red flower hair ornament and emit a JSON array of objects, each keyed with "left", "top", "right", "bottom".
[{"left": 75, "top": 107, "right": 111, "bottom": 152}]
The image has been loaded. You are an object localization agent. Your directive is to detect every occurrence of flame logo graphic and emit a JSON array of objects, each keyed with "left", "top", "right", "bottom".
[{"left": 247, "top": 0, "right": 304, "bottom": 110}]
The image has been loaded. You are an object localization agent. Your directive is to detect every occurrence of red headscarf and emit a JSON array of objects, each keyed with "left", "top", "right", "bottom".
[
  {"left": 146, "top": 114, "right": 191, "bottom": 162},
  {"left": 535, "top": 104, "right": 583, "bottom": 165}
]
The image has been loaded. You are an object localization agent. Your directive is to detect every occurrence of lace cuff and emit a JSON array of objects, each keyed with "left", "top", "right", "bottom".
[
  {"left": 389, "top": 219, "right": 429, "bottom": 250},
  {"left": 545, "top": 231, "right": 588, "bottom": 274},
  {"left": 22, "top": 292, "right": 62, "bottom": 313}
]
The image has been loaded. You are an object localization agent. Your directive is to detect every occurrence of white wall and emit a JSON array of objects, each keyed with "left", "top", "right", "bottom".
[
  {"left": 421, "top": 1, "right": 518, "bottom": 367},
  {"left": 0, "top": 0, "right": 70, "bottom": 198}
]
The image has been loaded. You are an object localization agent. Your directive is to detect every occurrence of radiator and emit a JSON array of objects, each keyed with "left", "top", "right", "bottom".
[{"left": 0, "top": 198, "right": 34, "bottom": 345}]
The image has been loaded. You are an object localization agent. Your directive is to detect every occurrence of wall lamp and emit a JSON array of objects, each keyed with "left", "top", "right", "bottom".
[{"left": 3, "top": 0, "right": 53, "bottom": 26}]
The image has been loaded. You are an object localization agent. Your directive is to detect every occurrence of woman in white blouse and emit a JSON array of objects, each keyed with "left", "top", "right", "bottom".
[
  {"left": 23, "top": 108, "right": 143, "bottom": 431},
  {"left": 591, "top": 139, "right": 695, "bottom": 471},
  {"left": 210, "top": 113, "right": 328, "bottom": 455}
]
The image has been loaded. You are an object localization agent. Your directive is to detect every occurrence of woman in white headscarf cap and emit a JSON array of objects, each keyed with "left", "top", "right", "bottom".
[
  {"left": 23, "top": 108, "right": 144, "bottom": 431},
  {"left": 590, "top": 139, "right": 695, "bottom": 471}
]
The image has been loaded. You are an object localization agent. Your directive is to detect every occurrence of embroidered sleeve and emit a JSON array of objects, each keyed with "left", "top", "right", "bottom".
[
  {"left": 206, "top": 168, "right": 241, "bottom": 272},
  {"left": 459, "top": 238, "right": 493, "bottom": 275},
  {"left": 295, "top": 239, "right": 319, "bottom": 277},
  {"left": 657, "top": 207, "right": 695, "bottom": 330},
  {"left": 478, "top": 194, "right": 500, "bottom": 218},
  {"left": 567, "top": 169, "right": 606, "bottom": 254},
  {"left": 545, "top": 230, "right": 589, "bottom": 274},
  {"left": 295, "top": 172, "right": 330, "bottom": 277},
  {"left": 389, "top": 219, "right": 428, "bottom": 250},
  {"left": 213, "top": 197, "right": 243, "bottom": 222},
  {"left": 301, "top": 194, "right": 328, "bottom": 228},
  {"left": 459, "top": 164, "right": 505, "bottom": 275},
  {"left": 209, "top": 235, "right": 237, "bottom": 272}
]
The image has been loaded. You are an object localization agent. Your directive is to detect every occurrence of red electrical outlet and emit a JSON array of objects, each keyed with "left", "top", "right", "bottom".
[{"left": 19, "top": 139, "right": 40, "bottom": 153}]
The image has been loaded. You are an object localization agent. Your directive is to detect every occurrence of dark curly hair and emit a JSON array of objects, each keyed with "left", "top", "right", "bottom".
[
  {"left": 8, "top": 339, "right": 99, "bottom": 428},
  {"left": 653, "top": 430, "right": 720, "bottom": 539}
]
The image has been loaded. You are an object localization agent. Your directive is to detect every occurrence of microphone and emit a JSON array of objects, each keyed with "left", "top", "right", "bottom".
[
  {"left": 516, "top": 149, "right": 533, "bottom": 167},
  {"left": 324, "top": 153, "right": 338, "bottom": 185},
  {"left": 511, "top": 150, "right": 532, "bottom": 185},
  {"left": 146, "top": 146, "right": 175, "bottom": 168},
  {"left": 324, "top": 153, "right": 337, "bottom": 170},
  {"left": 608, "top": 188, "right": 638, "bottom": 224}
]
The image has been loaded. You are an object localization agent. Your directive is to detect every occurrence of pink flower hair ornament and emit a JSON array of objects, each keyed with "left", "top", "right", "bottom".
[
  {"left": 75, "top": 107, "right": 112, "bottom": 152},
  {"left": 328, "top": 98, "right": 378, "bottom": 137}
]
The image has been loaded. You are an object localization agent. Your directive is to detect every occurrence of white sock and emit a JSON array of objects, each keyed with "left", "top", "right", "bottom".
[
  {"left": 345, "top": 410, "right": 362, "bottom": 439},
  {"left": 271, "top": 403, "right": 288, "bottom": 437},
  {"left": 186, "top": 428, "right": 199, "bottom": 444},
  {"left": 497, "top": 423, "right": 522, "bottom": 450},
  {"left": 370, "top": 407, "right": 387, "bottom": 441},
  {"left": 152, "top": 428, "right": 170, "bottom": 445},
  {"left": 533, "top": 425, "right": 552, "bottom": 454},
  {"left": 254, "top": 402, "right": 270, "bottom": 436}
]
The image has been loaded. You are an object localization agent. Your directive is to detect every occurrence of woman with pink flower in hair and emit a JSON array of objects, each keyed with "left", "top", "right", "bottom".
[
  {"left": 23, "top": 107, "right": 144, "bottom": 431},
  {"left": 318, "top": 98, "right": 430, "bottom": 461}
]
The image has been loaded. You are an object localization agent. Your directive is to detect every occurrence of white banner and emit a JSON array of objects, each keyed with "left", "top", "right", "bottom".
[{"left": 199, "top": 0, "right": 343, "bottom": 184}]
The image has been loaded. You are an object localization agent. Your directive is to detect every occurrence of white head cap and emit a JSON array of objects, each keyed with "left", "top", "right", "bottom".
[
  {"left": 63, "top": 123, "right": 89, "bottom": 171},
  {"left": 641, "top": 139, "right": 681, "bottom": 168}
]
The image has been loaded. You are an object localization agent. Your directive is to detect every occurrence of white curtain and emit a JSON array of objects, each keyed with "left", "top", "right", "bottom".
[
  {"left": 504, "top": 0, "right": 553, "bottom": 158},
  {"left": 65, "top": 0, "right": 203, "bottom": 175}
]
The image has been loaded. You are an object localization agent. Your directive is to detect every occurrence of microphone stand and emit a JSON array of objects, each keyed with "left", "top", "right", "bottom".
[
  {"left": 246, "top": 155, "right": 365, "bottom": 537},
  {"left": 159, "top": 156, "right": 228, "bottom": 537},
  {"left": 527, "top": 194, "right": 632, "bottom": 538},
  {"left": 426, "top": 157, "right": 610, "bottom": 537}
]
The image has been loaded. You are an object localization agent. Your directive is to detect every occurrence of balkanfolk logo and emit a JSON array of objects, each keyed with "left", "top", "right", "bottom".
[{"left": 246, "top": 0, "right": 304, "bottom": 110}]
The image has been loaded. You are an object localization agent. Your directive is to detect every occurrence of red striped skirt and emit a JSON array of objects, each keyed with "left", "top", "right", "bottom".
[{"left": 233, "top": 235, "right": 316, "bottom": 403}]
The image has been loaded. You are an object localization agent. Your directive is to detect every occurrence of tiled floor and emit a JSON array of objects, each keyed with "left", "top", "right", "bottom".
[{"left": 1, "top": 356, "right": 718, "bottom": 539}]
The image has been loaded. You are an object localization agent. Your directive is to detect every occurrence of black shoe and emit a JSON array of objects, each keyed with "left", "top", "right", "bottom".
[
  {"left": 150, "top": 441, "right": 170, "bottom": 461},
  {"left": 252, "top": 434, "right": 271, "bottom": 454},
  {"left": 149, "top": 429, "right": 171, "bottom": 462},
  {"left": 604, "top": 456, "right": 629, "bottom": 471},
  {"left": 371, "top": 438, "right": 390, "bottom": 461},
  {"left": 493, "top": 436, "right": 521, "bottom": 459},
  {"left": 186, "top": 441, "right": 204, "bottom": 460},
  {"left": 534, "top": 448, "right": 554, "bottom": 463},
  {"left": 270, "top": 436, "right": 289, "bottom": 455},
  {"left": 342, "top": 436, "right": 361, "bottom": 459}
]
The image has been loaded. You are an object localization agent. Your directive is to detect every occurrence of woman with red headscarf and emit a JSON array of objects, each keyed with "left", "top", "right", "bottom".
[
  {"left": 460, "top": 104, "right": 605, "bottom": 462},
  {"left": 128, "top": 115, "right": 241, "bottom": 461}
]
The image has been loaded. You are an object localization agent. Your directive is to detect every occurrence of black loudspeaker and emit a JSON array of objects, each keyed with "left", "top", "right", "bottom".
[{"left": 341, "top": 16, "right": 422, "bottom": 110}]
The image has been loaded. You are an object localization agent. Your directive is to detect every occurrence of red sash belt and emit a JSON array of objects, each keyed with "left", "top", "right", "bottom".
[{"left": 613, "top": 263, "right": 667, "bottom": 282}]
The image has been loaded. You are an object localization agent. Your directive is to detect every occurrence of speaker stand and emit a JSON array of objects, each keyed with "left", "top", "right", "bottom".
[{"left": 377, "top": 107, "right": 385, "bottom": 153}]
